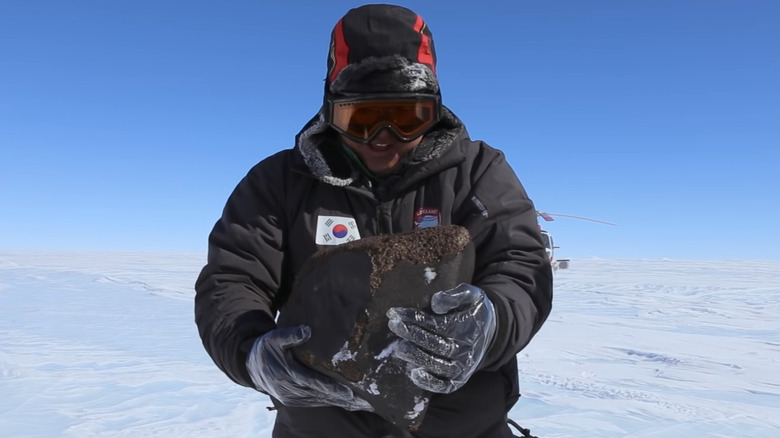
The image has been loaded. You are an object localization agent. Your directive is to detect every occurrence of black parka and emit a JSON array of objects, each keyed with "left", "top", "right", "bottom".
[{"left": 195, "top": 107, "right": 553, "bottom": 438}]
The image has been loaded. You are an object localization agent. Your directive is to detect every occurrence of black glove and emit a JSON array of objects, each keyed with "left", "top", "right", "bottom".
[
  {"left": 387, "top": 283, "right": 497, "bottom": 394},
  {"left": 246, "top": 325, "right": 372, "bottom": 411}
]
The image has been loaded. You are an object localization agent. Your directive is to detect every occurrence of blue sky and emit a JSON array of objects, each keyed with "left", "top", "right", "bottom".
[{"left": 1, "top": 0, "right": 778, "bottom": 260}]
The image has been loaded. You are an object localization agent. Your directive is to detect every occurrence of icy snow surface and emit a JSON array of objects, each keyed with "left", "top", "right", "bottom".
[{"left": 1, "top": 251, "right": 778, "bottom": 437}]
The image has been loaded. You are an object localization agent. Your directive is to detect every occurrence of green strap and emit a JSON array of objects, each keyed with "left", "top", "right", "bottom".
[{"left": 339, "top": 142, "right": 380, "bottom": 182}]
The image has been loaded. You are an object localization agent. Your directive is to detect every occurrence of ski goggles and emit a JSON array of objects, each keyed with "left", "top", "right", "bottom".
[{"left": 326, "top": 93, "right": 441, "bottom": 143}]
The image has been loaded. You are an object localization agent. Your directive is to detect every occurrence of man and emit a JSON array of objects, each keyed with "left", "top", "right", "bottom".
[{"left": 195, "top": 4, "right": 553, "bottom": 438}]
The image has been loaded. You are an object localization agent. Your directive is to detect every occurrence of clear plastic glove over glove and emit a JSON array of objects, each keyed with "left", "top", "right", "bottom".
[
  {"left": 386, "top": 283, "right": 497, "bottom": 394},
  {"left": 246, "top": 325, "right": 373, "bottom": 411}
]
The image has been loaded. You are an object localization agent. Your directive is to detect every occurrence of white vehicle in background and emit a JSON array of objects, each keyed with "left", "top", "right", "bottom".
[
  {"left": 537, "top": 211, "right": 616, "bottom": 271},
  {"left": 539, "top": 228, "right": 569, "bottom": 271}
]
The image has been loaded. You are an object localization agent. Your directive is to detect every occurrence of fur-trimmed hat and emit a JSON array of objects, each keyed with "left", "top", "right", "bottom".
[{"left": 326, "top": 4, "right": 439, "bottom": 95}]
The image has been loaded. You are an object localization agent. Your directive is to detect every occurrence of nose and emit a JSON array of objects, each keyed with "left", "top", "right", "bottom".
[{"left": 371, "top": 127, "right": 397, "bottom": 144}]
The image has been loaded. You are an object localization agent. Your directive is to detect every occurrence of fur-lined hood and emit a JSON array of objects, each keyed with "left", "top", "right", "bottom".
[
  {"left": 294, "top": 105, "right": 464, "bottom": 187},
  {"left": 330, "top": 55, "right": 438, "bottom": 96}
]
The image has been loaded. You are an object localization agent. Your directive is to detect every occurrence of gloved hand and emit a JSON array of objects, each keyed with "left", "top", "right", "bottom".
[
  {"left": 246, "top": 325, "right": 373, "bottom": 411},
  {"left": 386, "top": 283, "right": 497, "bottom": 394}
]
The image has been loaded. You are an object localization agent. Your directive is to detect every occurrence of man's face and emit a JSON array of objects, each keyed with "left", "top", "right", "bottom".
[{"left": 340, "top": 128, "right": 423, "bottom": 175}]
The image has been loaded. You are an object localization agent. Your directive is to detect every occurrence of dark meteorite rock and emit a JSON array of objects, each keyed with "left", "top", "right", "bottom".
[{"left": 276, "top": 225, "right": 475, "bottom": 430}]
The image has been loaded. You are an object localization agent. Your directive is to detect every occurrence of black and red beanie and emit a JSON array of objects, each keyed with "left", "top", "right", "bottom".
[{"left": 326, "top": 4, "right": 439, "bottom": 95}]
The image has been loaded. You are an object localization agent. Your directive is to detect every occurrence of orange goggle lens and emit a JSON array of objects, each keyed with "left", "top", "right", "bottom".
[{"left": 328, "top": 95, "right": 440, "bottom": 142}]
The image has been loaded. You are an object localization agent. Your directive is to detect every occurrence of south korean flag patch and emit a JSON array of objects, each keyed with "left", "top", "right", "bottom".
[{"left": 315, "top": 215, "right": 361, "bottom": 245}]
